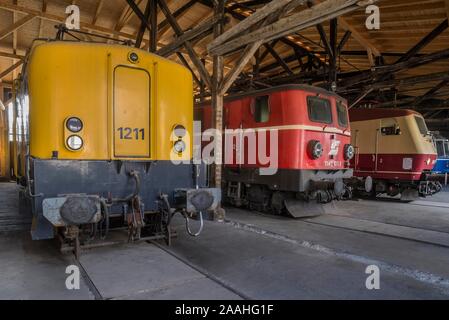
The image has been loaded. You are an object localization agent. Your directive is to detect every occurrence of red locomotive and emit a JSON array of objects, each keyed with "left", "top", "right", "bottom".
[
  {"left": 349, "top": 108, "right": 442, "bottom": 200},
  {"left": 196, "top": 85, "right": 354, "bottom": 217}
]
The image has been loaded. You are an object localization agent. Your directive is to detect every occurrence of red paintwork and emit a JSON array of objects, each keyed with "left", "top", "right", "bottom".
[
  {"left": 196, "top": 85, "right": 351, "bottom": 171},
  {"left": 352, "top": 153, "right": 436, "bottom": 181}
]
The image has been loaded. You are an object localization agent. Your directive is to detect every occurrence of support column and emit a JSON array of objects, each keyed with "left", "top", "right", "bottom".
[
  {"left": 0, "top": 84, "right": 10, "bottom": 180},
  {"left": 211, "top": 0, "right": 225, "bottom": 220},
  {"left": 329, "top": 18, "right": 338, "bottom": 91}
]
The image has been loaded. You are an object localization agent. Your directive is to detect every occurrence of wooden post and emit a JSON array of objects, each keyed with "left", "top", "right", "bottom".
[
  {"left": 211, "top": 0, "right": 225, "bottom": 220},
  {"left": 0, "top": 84, "right": 11, "bottom": 181},
  {"left": 329, "top": 18, "right": 337, "bottom": 90},
  {"left": 0, "top": 84, "right": 6, "bottom": 180}
]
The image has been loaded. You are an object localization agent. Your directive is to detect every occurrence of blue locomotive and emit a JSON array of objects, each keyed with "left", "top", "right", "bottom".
[{"left": 433, "top": 138, "right": 449, "bottom": 174}]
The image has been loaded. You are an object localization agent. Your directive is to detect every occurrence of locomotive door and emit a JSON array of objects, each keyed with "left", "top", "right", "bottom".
[{"left": 113, "top": 66, "right": 151, "bottom": 158}]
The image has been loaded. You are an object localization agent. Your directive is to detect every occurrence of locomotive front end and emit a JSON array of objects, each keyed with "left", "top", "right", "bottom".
[{"left": 16, "top": 42, "right": 220, "bottom": 254}]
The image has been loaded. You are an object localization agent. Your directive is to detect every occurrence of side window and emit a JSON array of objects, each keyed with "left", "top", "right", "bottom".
[
  {"left": 436, "top": 140, "right": 445, "bottom": 157},
  {"left": 337, "top": 101, "right": 349, "bottom": 128},
  {"left": 252, "top": 95, "right": 270, "bottom": 123},
  {"left": 381, "top": 118, "right": 401, "bottom": 136},
  {"left": 307, "top": 96, "right": 332, "bottom": 124}
]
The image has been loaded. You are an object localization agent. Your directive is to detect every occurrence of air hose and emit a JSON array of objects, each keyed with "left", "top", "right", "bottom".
[{"left": 183, "top": 211, "right": 204, "bottom": 237}]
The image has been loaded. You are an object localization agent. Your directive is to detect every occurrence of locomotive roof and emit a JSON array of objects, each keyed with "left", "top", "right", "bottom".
[
  {"left": 349, "top": 108, "right": 422, "bottom": 122},
  {"left": 197, "top": 84, "right": 345, "bottom": 107}
]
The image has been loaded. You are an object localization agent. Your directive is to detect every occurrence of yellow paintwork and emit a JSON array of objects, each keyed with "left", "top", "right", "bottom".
[
  {"left": 0, "top": 107, "right": 8, "bottom": 179},
  {"left": 21, "top": 41, "right": 193, "bottom": 164},
  {"left": 113, "top": 66, "right": 151, "bottom": 158},
  {"left": 351, "top": 114, "right": 436, "bottom": 155}
]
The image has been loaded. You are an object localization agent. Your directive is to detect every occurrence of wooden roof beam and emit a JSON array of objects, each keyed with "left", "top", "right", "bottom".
[
  {"left": 338, "top": 16, "right": 381, "bottom": 57},
  {"left": 207, "top": 0, "right": 301, "bottom": 52},
  {"left": 157, "top": 0, "right": 212, "bottom": 88},
  {"left": 208, "top": 0, "right": 380, "bottom": 56},
  {"left": 0, "top": 1, "right": 136, "bottom": 40},
  {"left": 0, "top": 13, "right": 35, "bottom": 41},
  {"left": 92, "top": 0, "right": 104, "bottom": 25},
  {"left": 38, "top": 0, "right": 47, "bottom": 38},
  {"left": 0, "top": 60, "right": 23, "bottom": 80},
  {"left": 0, "top": 51, "right": 24, "bottom": 60},
  {"left": 445, "top": 0, "right": 449, "bottom": 21}
]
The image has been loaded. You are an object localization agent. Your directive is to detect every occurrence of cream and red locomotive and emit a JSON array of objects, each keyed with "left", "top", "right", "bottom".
[
  {"left": 349, "top": 108, "right": 441, "bottom": 200},
  {"left": 196, "top": 85, "right": 354, "bottom": 217}
]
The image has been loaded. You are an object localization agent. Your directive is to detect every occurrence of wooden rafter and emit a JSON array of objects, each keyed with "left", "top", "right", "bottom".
[
  {"left": 157, "top": 0, "right": 212, "bottom": 88},
  {"left": 92, "top": 0, "right": 104, "bottom": 25},
  {"left": 0, "top": 1, "right": 137, "bottom": 40},
  {"left": 0, "top": 51, "right": 24, "bottom": 60},
  {"left": 0, "top": 60, "right": 23, "bottom": 79},
  {"left": 0, "top": 14, "right": 35, "bottom": 41},
  {"left": 445, "top": 0, "right": 449, "bottom": 21},
  {"left": 338, "top": 16, "right": 381, "bottom": 57},
  {"left": 208, "top": 0, "right": 380, "bottom": 56}
]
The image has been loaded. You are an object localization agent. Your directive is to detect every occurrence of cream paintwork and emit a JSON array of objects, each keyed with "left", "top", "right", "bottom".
[{"left": 351, "top": 114, "right": 436, "bottom": 155}]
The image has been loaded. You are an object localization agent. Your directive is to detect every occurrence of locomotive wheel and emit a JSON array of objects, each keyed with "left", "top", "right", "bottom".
[
  {"left": 164, "top": 224, "right": 172, "bottom": 246},
  {"left": 270, "top": 192, "right": 286, "bottom": 215}
]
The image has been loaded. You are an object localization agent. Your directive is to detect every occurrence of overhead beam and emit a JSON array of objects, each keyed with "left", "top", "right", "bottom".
[
  {"left": 157, "top": 0, "right": 212, "bottom": 88},
  {"left": 336, "top": 30, "right": 351, "bottom": 55},
  {"left": 0, "top": 1, "right": 136, "bottom": 40},
  {"left": 134, "top": 0, "right": 152, "bottom": 48},
  {"left": 207, "top": 0, "right": 299, "bottom": 52},
  {"left": 262, "top": 43, "right": 294, "bottom": 75},
  {"left": 157, "top": 16, "right": 219, "bottom": 57},
  {"left": 396, "top": 19, "right": 448, "bottom": 63},
  {"left": 220, "top": 41, "right": 264, "bottom": 95},
  {"left": 176, "top": 52, "right": 201, "bottom": 86},
  {"left": 150, "top": 0, "right": 157, "bottom": 52},
  {"left": 444, "top": 0, "right": 449, "bottom": 20},
  {"left": 0, "top": 51, "right": 24, "bottom": 60},
  {"left": 0, "top": 60, "right": 23, "bottom": 79},
  {"left": 208, "top": 0, "right": 379, "bottom": 56},
  {"left": 339, "top": 16, "right": 381, "bottom": 57},
  {"left": 413, "top": 79, "right": 449, "bottom": 107},
  {"left": 0, "top": 14, "right": 35, "bottom": 41},
  {"left": 92, "top": 0, "right": 104, "bottom": 25},
  {"left": 157, "top": 0, "right": 197, "bottom": 38}
]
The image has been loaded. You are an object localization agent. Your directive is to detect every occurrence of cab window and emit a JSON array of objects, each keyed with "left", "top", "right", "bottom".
[
  {"left": 336, "top": 101, "right": 349, "bottom": 128},
  {"left": 253, "top": 95, "right": 270, "bottom": 123},
  {"left": 415, "top": 116, "right": 429, "bottom": 136},
  {"left": 307, "top": 96, "right": 332, "bottom": 124},
  {"left": 381, "top": 118, "right": 401, "bottom": 136},
  {"left": 436, "top": 140, "right": 445, "bottom": 157}
]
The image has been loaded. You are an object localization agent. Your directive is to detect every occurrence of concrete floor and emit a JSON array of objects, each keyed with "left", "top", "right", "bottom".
[{"left": 1, "top": 182, "right": 449, "bottom": 300}]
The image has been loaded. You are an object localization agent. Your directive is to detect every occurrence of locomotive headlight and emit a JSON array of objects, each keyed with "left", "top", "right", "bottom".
[
  {"left": 66, "top": 117, "right": 83, "bottom": 133},
  {"left": 344, "top": 144, "right": 355, "bottom": 160},
  {"left": 308, "top": 140, "right": 323, "bottom": 159},
  {"left": 174, "top": 140, "right": 186, "bottom": 154},
  {"left": 173, "top": 125, "right": 187, "bottom": 138},
  {"left": 67, "top": 135, "right": 84, "bottom": 151}
]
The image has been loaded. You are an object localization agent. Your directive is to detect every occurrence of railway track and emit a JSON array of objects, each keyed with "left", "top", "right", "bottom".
[
  {"left": 226, "top": 201, "right": 449, "bottom": 249},
  {"left": 71, "top": 239, "right": 248, "bottom": 300}
]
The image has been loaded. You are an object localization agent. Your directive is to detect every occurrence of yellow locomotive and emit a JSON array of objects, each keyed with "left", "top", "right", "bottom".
[
  {"left": 13, "top": 41, "right": 220, "bottom": 253},
  {"left": 0, "top": 100, "right": 8, "bottom": 180}
]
